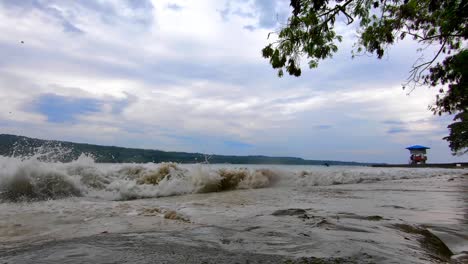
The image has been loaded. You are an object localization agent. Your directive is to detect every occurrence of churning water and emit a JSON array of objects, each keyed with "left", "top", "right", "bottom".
[{"left": 0, "top": 154, "right": 467, "bottom": 263}]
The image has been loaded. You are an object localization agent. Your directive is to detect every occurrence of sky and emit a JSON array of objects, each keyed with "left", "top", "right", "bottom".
[{"left": 0, "top": 0, "right": 465, "bottom": 164}]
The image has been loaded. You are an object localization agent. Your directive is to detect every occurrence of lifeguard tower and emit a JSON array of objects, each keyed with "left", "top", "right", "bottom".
[{"left": 406, "top": 145, "right": 430, "bottom": 165}]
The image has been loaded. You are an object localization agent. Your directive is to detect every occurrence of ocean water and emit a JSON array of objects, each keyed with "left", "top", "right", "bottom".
[{"left": 0, "top": 155, "right": 467, "bottom": 263}]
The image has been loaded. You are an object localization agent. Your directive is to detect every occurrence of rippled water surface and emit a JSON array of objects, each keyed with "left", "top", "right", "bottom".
[{"left": 1, "top": 156, "right": 467, "bottom": 263}]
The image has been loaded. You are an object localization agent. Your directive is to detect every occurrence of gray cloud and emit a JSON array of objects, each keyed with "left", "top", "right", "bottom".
[
  {"left": 387, "top": 127, "right": 409, "bottom": 134},
  {"left": 219, "top": 0, "right": 288, "bottom": 29},
  {"left": 253, "top": 0, "right": 286, "bottom": 29},
  {"left": 0, "top": 0, "right": 84, "bottom": 34},
  {"left": 0, "top": 0, "right": 154, "bottom": 31},
  {"left": 167, "top": 3, "right": 183, "bottom": 11},
  {"left": 232, "top": 8, "right": 254, "bottom": 18},
  {"left": 218, "top": 1, "right": 231, "bottom": 21},
  {"left": 382, "top": 120, "right": 405, "bottom": 125},
  {"left": 243, "top": 25, "right": 256, "bottom": 31},
  {"left": 79, "top": 0, "right": 154, "bottom": 26}
]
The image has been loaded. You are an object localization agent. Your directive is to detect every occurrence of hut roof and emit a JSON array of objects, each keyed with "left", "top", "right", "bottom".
[{"left": 405, "top": 145, "right": 430, "bottom": 150}]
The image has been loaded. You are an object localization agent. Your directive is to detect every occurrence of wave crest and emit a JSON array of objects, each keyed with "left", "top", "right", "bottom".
[
  {"left": 0, "top": 155, "right": 461, "bottom": 203},
  {"left": 0, "top": 164, "right": 81, "bottom": 202}
]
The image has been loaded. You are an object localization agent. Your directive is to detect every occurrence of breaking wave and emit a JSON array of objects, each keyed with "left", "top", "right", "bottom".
[
  {"left": 0, "top": 154, "right": 460, "bottom": 202},
  {"left": 0, "top": 155, "right": 280, "bottom": 202}
]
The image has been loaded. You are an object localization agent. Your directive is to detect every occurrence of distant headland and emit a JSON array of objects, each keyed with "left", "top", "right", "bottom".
[{"left": 0, "top": 134, "right": 376, "bottom": 165}]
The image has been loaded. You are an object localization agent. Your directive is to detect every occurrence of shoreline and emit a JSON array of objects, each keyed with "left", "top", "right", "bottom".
[{"left": 371, "top": 162, "right": 468, "bottom": 169}]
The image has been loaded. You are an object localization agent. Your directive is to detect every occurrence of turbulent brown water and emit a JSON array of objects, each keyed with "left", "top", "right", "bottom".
[{"left": 0, "top": 155, "right": 467, "bottom": 263}]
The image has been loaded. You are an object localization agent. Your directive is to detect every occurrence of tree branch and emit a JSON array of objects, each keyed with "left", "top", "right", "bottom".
[{"left": 405, "top": 40, "right": 447, "bottom": 94}]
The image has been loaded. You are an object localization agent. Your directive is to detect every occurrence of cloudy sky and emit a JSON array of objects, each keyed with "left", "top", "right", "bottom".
[{"left": 0, "top": 0, "right": 464, "bottom": 163}]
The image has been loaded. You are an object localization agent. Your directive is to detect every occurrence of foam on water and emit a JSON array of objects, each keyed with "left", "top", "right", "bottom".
[
  {"left": 1, "top": 152, "right": 467, "bottom": 263},
  {"left": 0, "top": 154, "right": 461, "bottom": 203},
  {"left": 0, "top": 155, "right": 280, "bottom": 202},
  {"left": 294, "top": 167, "right": 451, "bottom": 187}
]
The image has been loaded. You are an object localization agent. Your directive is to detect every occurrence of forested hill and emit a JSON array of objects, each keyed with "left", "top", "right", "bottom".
[{"left": 0, "top": 134, "right": 372, "bottom": 165}]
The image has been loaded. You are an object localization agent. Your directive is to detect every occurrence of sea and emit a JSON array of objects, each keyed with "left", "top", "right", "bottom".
[{"left": 0, "top": 154, "right": 467, "bottom": 263}]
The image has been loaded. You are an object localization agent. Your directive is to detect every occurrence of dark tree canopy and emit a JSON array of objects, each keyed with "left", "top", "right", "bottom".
[
  {"left": 444, "top": 112, "right": 468, "bottom": 155},
  {"left": 262, "top": 0, "right": 467, "bottom": 154}
]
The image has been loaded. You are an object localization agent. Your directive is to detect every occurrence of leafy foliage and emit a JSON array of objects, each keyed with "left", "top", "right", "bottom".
[
  {"left": 427, "top": 50, "right": 467, "bottom": 115},
  {"left": 444, "top": 112, "right": 468, "bottom": 155},
  {"left": 262, "top": 0, "right": 467, "bottom": 154}
]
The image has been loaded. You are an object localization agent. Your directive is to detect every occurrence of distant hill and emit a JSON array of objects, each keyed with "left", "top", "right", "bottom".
[{"left": 0, "top": 134, "right": 375, "bottom": 165}]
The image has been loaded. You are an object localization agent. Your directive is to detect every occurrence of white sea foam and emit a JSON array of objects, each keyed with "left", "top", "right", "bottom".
[
  {"left": 0, "top": 155, "right": 461, "bottom": 202},
  {"left": 1, "top": 154, "right": 466, "bottom": 263}
]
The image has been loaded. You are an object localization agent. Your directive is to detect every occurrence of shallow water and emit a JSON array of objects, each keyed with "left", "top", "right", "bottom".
[{"left": 0, "top": 156, "right": 467, "bottom": 263}]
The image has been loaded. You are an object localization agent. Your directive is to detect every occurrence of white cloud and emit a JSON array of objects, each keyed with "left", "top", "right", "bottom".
[{"left": 0, "top": 0, "right": 462, "bottom": 163}]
